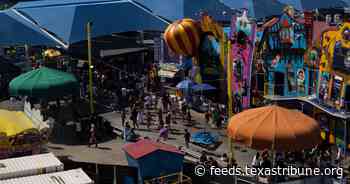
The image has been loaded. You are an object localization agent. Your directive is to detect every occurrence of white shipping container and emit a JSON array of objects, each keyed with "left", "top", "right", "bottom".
[
  {"left": 0, "top": 153, "right": 64, "bottom": 180},
  {"left": 1, "top": 169, "right": 94, "bottom": 184}
]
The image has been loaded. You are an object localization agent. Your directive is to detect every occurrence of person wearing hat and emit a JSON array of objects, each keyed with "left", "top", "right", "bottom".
[{"left": 88, "top": 123, "right": 98, "bottom": 148}]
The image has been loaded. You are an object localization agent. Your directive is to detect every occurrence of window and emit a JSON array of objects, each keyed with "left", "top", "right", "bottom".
[
  {"left": 279, "top": 19, "right": 294, "bottom": 44},
  {"left": 331, "top": 75, "right": 343, "bottom": 105}
]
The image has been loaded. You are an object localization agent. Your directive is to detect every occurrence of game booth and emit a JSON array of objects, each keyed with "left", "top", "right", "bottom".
[{"left": 313, "top": 22, "right": 350, "bottom": 149}]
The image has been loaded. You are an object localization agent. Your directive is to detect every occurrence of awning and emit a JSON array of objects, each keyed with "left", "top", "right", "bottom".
[
  {"left": 0, "top": 110, "right": 37, "bottom": 137},
  {"left": 0, "top": 9, "right": 61, "bottom": 46},
  {"left": 13, "top": 0, "right": 169, "bottom": 46},
  {"left": 158, "top": 63, "right": 180, "bottom": 78},
  {"left": 133, "top": 0, "right": 235, "bottom": 22},
  {"left": 220, "top": 0, "right": 285, "bottom": 19},
  {"left": 158, "top": 70, "right": 178, "bottom": 78},
  {"left": 100, "top": 47, "right": 147, "bottom": 58}
]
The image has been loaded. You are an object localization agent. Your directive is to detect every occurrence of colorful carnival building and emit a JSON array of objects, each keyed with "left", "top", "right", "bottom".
[
  {"left": 253, "top": 6, "right": 317, "bottom": 99},
  {"left": 229, "top": 9, "right": 256, "bottom": 112},
  {"left": 317, "top": 23, "right": 350, "bottom": 111},
  {"left": 311, "top": 22, "right": 350, "bottom": 149}
]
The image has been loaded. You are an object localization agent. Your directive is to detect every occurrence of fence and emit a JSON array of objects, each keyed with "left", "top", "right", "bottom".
[
  {"left": 144, "top": 172, "right": 192, "bottom": 184},
  {"left": 264, "top": 83, "right": 316, "bottom": 98}
]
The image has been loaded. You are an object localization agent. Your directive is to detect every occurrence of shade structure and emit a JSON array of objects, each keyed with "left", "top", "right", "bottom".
[
  {"left": 13, "top": 0, "right": 169, "bottom": 46},
  {"left": 133, "top": 0, "right": 236, "bottom": 22},
  {"left": 220, "top": 0, "right": 286, "bottom": 19},
  {"left": 0, "top": 9, "right": 60, "bottom": 46},
  {"left": 0, "top": 110, "right": 37, "bottom": 137},
  {"left": 277, "top": 0, "right": 348, "bottom": 10},
  {"left": 227, "top": 105, "right": 321, "bottom": 151},
  {"left": 176, "top": 79, "right": 195, "bottom": 90},
  {"left": 9, "top": 67, "right": 79, "bottom": 98},
  {"left": 192, "top": 83, "right": 216, "bottom": 92}
]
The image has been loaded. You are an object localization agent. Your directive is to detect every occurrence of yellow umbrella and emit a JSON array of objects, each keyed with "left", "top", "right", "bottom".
[
  {"left": 0, "top": 110, "right": 37, "bottom": 137},
  {"left": 43, "top": 49, "right": 61, "bottom": 58}
]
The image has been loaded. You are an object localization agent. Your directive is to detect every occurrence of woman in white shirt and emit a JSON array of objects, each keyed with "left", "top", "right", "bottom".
[{"left": 252, "top": 152, "right": 261, "bottom": 168}]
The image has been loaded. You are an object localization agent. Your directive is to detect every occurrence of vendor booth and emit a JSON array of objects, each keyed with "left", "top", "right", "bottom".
[{"left": 123, "top": 139, "right": 188, "bottom": 184}]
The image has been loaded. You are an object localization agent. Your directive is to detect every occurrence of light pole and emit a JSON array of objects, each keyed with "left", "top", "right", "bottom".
[{"left": 86, "top": 22, "right": 94, "bottom": 114}]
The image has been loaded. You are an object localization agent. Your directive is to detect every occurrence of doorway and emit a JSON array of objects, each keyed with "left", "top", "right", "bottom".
[{"left": 274, "top": 72, "right": 285, "bottom": 96}]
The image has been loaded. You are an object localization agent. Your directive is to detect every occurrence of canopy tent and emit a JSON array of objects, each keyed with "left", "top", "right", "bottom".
[
  {"left": 68, "top": 35, "right": 146, "bottom": 59},
  {"left": 0, "top": 9, "right": 60, "bottom": 46},
  {"left": 192, "top": 83, "right": 216, "bottom": 92},
  {"left": 227, "top": 105, "right": 321, "bottom": 151},
  {"left": 133, "top": 0, "right": 236, "bottom": 22},
  {"left": 277, "top": 0, "right": 348, "bottom": 10},
  {"left": 13, "top": 0, "right": 169, "bottom": 47},
  {"left": 0, "top": 110, "right": 37, "bottom": 137},
  {"left": 176, "top": 79, "right": 195, "bottom": 90},
  {"left": 220, "top": 0, "right": 286, "bottom": 19},
  {"left": 9, "top": 67, "right": 79, "bottom": 98}
]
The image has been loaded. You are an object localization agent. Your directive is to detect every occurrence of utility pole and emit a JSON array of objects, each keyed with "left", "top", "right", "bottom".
[
  {"left": 227, "top": 39, "right": 235, "bottom": 164},
  {"left": 87, "top": 22, "right": 94, "bottom": 114}
]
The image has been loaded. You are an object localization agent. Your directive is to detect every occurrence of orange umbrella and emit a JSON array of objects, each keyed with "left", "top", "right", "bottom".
[{"left": 227, "top": 105, "right": 321, "bottom": 152}]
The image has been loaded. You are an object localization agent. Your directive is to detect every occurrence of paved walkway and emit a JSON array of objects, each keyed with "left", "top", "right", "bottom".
[
  {"left": 101, "top": 109, "right": 256, "bottom": 167},
  {"left": 46, "top": 139, "right": 128, "bottom": 165}
]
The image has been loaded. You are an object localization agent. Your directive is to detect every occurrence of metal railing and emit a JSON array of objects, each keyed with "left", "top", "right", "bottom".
[
  {"left": 264, "top": 83, "right": 317, "bottom": 98},
  {"left": 144, "top": 172, "right": 192, "bottom": 184}
]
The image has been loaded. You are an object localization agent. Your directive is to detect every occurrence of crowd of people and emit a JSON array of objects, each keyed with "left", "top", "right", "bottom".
[{"left": 250, "top": 141, "right": 346, "bottom": 182}]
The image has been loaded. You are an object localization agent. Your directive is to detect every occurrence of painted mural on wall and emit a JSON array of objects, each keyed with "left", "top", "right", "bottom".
[
  {"left": 255, "top": 6, "right": 315, "bottom": 98},
  {"left": 230, "top": 9, "right": 256, "bottom": 111},
  {"left": 318, "top": 22, "right": 350, "bottom": 111}
]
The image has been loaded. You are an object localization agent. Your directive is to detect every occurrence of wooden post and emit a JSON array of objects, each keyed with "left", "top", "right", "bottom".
[
  {"left": 87, "top": 22, "right": 94, "bottom": 114},
  {"left": 113, "top": 166, "right": 117, "bottom": 184},
  {"left": 95, "top": 163, "right": 99, "bottom": 183}
]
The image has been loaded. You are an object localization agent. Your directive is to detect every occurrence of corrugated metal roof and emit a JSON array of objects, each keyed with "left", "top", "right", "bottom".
[
  {"left": 123, "top": 139, "right": 184, "bottom": 159},
  {"left": 0, "top": 153, "right": 63, "bottom": 180},
  {"left": 1, "top": 169, "right": 93, "bottom": 184}
]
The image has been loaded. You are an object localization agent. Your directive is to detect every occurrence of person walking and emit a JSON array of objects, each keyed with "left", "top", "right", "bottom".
[
  {"left": 121, "top": 109, "right": 126, "bottom": 127},
  {"left": 186, "top": 107, "right": 192, "bottom": 123},
  {"left": 184, "top": 129, "right": 191, "bottom": 148},
  {"left": 158, "top": 108, "right": 164, "bottom": 129},
  {"left": 181, "top": 101, "right": 187, "bottom": 122},
  {"left": 131, "top": 106, "right": 139, "bottom": 128},
  {"left": 137, "top": 109, "right": 144, "bottom": 125},
  {"left": 252, "top": 152, "right": 261, "bottom": 168},
  {"left": 88, "top": 123, "right": 98, "bottom": 148},
  {"left": 205, "top": 111, "right": 211, "bottom": 124},
  {"left": 146, "top": 111, "right": 152, "bottom": 129},
  {"left": 165, "top": 111, "right": 171, "bottom": 129}
]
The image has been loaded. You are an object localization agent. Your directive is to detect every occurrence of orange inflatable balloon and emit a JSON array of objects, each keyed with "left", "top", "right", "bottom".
[{"left": 164, "top": 19, "right": 202, "bottom": 57}]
